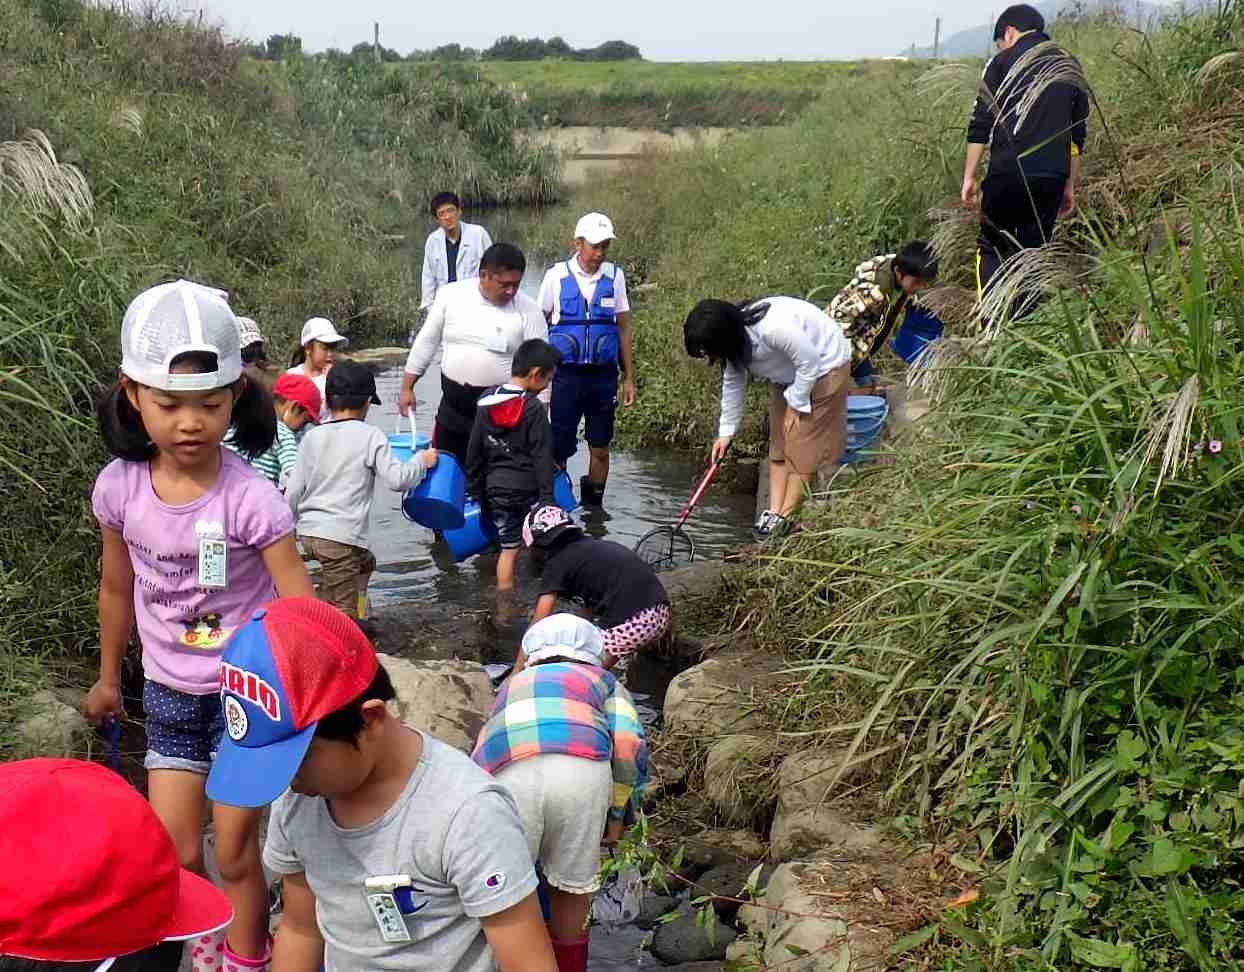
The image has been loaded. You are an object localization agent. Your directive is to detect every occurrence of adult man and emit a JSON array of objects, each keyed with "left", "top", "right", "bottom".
[
  {"left": 537, "top": 212, "right": 636, "bottom": 508},
  {"left": 420, "top": 192, "right": 494, "bottom": 313},
  {"left": 400, "top": 243, "right": 548, "bottom": 464},
  {"left": 961, "top": 4, "right": 1088, "bottom": 317}
]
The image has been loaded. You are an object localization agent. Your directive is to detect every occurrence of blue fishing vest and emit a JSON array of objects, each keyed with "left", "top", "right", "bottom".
[{"left": 549, "top": 261, "right": 620, "bottom": 367}]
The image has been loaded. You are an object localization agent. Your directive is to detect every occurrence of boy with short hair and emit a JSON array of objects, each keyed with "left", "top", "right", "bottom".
[
  {"left": 205, "top": 597, "right": 557, "bottom": 972},
  {"left": 226, "top": 372, "right": 321, "bottom": 490},
  {"left": 465, "top": 338, "right": 560, "bottom": 591},
  {"left": 0, "top": 758, "right": 233, "bottom": 972},
  {"left": 286, "top": 360, "right": 437, "bottom": 621}
]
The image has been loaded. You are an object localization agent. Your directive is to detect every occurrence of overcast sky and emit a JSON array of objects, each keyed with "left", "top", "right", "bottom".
[{"left": 182, "top": 0, "right": 1017, "bottom": 60}]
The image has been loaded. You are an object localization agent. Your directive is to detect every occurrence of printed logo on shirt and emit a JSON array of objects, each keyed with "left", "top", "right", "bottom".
[
  {"left": 484, "top": 872, "right": 507, "bottom": 891},
  {"left": 220, "top": 661, "right": 282, "bottom": 721},
  {"left": 178, "top": 613, "right": 233, "bottom": 649},
  {"left": 223, "top": 695, "right": 249, "bottom": 741}
]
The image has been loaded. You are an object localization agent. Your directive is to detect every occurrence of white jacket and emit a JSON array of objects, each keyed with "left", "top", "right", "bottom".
[
  {"left": 420, "top": 222, "right": 493, "bottom": 310},
  {"left": 718, "top": 296, "right": 851, "bottom": 438}
]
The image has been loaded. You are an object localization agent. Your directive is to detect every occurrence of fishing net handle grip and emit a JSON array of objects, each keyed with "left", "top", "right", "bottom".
[{"left": 677, "top": 445, "right": 730, "bottom": 526}]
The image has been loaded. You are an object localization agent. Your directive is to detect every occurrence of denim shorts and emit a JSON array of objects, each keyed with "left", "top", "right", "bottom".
[
  {"left": 143, "top": 679, "right": 224, "bottom": 775},
  {"left": 490, "top": 505, "right": 529, "bottom": 550}
]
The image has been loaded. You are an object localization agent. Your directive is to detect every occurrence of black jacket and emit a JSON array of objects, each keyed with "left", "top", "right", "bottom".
[
  {"left": 967, "top": 30, "right": 1089, "bottom": 180},
  {"left": 465, "top": 385, "right": 555, "bottom": 509}
]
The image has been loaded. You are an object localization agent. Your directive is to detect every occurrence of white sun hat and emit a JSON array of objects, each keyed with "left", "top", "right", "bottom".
[
  {"left": 522, "top": 613, "right": 606, "bottom": 667},
  {"left": 573, "top": 212, "right": 615, "bottom": 245},
  {"left": 120, "top": 279, "right": 242, "bottom": 392},
  {"left": 299, "top": 317, "right": 348, "bottom": 347}
]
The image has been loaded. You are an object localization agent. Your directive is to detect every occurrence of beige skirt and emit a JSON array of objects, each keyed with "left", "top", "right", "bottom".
[{"left": 767, "top": 364, "right": 850, "bottom": 476}]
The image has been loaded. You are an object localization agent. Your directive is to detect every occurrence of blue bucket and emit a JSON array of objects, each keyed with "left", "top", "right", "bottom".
[
  {"left": 402, "top": 454, "right": 466, "bottom": 530},
  {"left": 443, "top": 499, "right": 499, "bottom": 561},
  {"left": 553, "top": 470, "right": 578, "bottom": 512},
  {"left": 387, "top": 432, "right": 432, "bottom": 465},
  {"left": 891, "top": 305, "right": 945, "bottom": 364}
]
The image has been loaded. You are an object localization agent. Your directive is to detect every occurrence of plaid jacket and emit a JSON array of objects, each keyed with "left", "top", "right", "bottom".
[
  {"left": 472, "top": 661, "right": 648, "bottom": 819},
  {"left": 827, "top": 254, "right": 911, "bottom": 368}
]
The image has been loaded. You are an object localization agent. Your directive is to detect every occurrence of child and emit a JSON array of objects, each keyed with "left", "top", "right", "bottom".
[
  {"left": 224, "top": 372, "right": 321, "bottom": 491},
  {"left": 0, "top": 758, "right": 233, "bottom": 972},
  {"left": 286, "top": 359, "right": 436, "bottom": 622},
  {"left": 205, "top": 597, "right": 558, "bottom": 972},
  {"left": 83, "top": 279, "right": 315, "bottom": 972},
  {"left": 474, "top": 613, "right": 648, "bottom": 972},
  {"left": 465, "top": 338, "right": 560, "bottom": 592},
  {"left": 286, "top": 317, "right": 348, "bottom": 421},
  {"left": 519, "top": 505, "right": 671, "bottom": 671}
]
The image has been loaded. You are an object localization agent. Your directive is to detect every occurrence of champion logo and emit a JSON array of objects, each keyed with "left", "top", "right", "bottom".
[
  {"left": 220, "top": 662, "right": 281, "bottom": 721},
  {"left": 484, "top": 872, "right": 506, "bottom": 891}
]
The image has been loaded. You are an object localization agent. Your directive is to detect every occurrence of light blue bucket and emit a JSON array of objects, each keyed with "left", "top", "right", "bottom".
[
  {"left": 442, "top": 470, "right": 580, "bottom": 563},
  {"left": 387, "top": 432, "right": 432, "bottom": 464},
  {"left": 402, "top": 454, "right": 466, "bottom": 530}
]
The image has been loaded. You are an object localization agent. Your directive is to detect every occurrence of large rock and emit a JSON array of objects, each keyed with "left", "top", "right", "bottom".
[
  {"left": 682, "top": 828, "right": 768, "bottom": 872},
  {"left": 703, "top": 733, "right": 779, "bottom": 826},
  {"left": 770, "top": 753, "right": 879, "bottom": 862},
  {"left": 698, "top": 859, "right": 773, "bottom": 917},
  {"left": 378, "top": 654, "right": 493, "bottom": 752},
  {"left": 651, "top": 910, "right": 738, "bottom": 965},
  {"left": 18, "top": 690, "right": 87, "bottom": 756},
  {"left": 634, "top": 893, "right": 680, "bottom": 930},
  {"left": 664, "top": 658, "right": 767, "bottom": 736}
]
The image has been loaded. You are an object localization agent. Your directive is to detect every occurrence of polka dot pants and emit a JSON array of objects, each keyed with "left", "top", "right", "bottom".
[
  {"left": 143, "top": 679, "right": 224, "bottom": 774},
  {"left": 601, "top": 602, "right": 672, "bottom": 660}
]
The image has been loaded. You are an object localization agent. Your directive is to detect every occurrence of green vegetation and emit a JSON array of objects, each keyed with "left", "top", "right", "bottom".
[
  {"left": 0, "top": 0, "right": 557, "bottom": 751},
  {"left": 479, "top": 58, "right": 866, "bottom": 127},
  {"left": 584, "top": 7, "right": 1244, "bottom": 968}
]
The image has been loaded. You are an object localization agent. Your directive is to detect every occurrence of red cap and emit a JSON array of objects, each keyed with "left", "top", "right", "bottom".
[
  {"left": 273, "top": 372, "right": 322, "bottom": 423},
  {"left": 0, "top": 759, "right": 232, "bottom": 962}
]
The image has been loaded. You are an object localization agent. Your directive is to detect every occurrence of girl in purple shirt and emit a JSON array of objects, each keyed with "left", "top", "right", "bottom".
[{"left": 83, "top": 281, "right": 314, "bottom": 972}]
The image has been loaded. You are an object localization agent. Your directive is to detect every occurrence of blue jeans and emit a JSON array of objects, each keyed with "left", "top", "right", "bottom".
[{"left": 550, "top": 365, "right": 618, "bottom": 465}]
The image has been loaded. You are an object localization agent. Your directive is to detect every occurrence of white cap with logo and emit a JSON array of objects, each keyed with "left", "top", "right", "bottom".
[
  {"left": 574, "top": 212, "right": 616, "bottom": 245},
  {"left": 299, "top": 317, "right": 349, "bottom": 347},
  {"left": 120, "top": 279, "right": 242, "bottom": 392}
]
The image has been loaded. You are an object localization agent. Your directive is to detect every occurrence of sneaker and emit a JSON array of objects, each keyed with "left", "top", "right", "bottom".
[{"left": 752, "top": 509, "right": 777, "bottom": 541}]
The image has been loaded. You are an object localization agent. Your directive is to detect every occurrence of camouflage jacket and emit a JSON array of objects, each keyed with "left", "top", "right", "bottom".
[{"left": 827, "top": 254, "right": 911, "bottom": 367}]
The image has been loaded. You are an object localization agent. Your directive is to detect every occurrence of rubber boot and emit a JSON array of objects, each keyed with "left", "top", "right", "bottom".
[
  {"left": 551, "top": 935, "right": 590, "bottom": 972},
  {"left": 579, "top": 476, "right": 606, "bottom": 508}
]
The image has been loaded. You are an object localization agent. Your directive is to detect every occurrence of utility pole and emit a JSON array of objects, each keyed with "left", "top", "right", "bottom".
[
  {"left": 374, "top": 21, "right": 381, "bottom": 63},
  {"left": 933, "top": 17, "right": 941, "bottom": 59}
]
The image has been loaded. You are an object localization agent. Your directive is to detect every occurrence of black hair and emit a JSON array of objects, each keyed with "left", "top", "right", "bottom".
[
  {"left": 429, "top": 191, "right": 462, "bottom": 216},
  {"left": 512, "top": 339, "right": 560, "bottom": 377},
  {"left": 894, "top": 240, "right": 938, "bottom": 281},
  {"left": 993, "top": 4, "right": 1044, "bottom": 39},
  {"left": 240, "top": 341, "right": 267, "bottom": 365},
  {"left": 0, "top": 943, "right": 179, "bottom": 971},
  {"left": 96, "top": 352, "right": 277, "bottom": 462},
  {"left": 314, "top": 664, "right": 397, "bottom": 747},
  {"left": 479, "top": 242, "right": 526, "bottom": 276},
  {"left": 683, "top": 299, "right": 755, "bottom": 371},
  {"left": 327, "top": 393, "right": 368, "bottom": 412}
]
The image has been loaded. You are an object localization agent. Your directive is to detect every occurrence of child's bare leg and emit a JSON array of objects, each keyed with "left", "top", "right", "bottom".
[
  {"left": 546, "top": 888, "right": 592, "bottom": 941},
  {"left": 496, "top": 547, "right": 520, "bottom": 591},
  {"left": 213, "top": 802, "right": 269, "bottom": 959},
  {"left": 148, "top": 769, "right": 208, "bottom": 873}
]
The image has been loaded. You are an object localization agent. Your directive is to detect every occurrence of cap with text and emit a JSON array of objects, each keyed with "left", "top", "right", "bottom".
[
  {"left": 207, "top": 597, "right": 379, "bottom": 808},
  {"left": 574, "top": 212, "right": 616, "bottom": 245},
  {"left": 0, "top": 758, "right": 232, "bottom": 965}
]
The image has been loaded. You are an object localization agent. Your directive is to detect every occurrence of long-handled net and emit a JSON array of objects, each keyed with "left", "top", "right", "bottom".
[{"left": 633, "top": 452, "right": 728, "bottom": 571}]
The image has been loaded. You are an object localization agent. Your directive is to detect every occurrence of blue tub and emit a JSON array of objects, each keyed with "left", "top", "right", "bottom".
[
  {"left": 553, "top": 470, "right": 578, "bottom": 512},
  {"left": 387, "top": 432, "right": 432, "bottom": 464},
  {"left": 442, "top": 470, "right": 581, "bottom": 563},
  {"left": 402, "top": 454, "right": 466, "bottom": 530}
]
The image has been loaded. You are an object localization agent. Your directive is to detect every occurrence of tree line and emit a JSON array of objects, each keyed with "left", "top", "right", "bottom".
[{"left": 250, "top": 34, "right": 642, "bottom": 63}]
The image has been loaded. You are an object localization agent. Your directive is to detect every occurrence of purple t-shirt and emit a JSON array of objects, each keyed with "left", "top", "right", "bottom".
[{"left": 92, "top": 448, "right": 296, "bottom": 695}]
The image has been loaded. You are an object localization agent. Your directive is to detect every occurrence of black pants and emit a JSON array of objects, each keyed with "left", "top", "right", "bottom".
[
  {"left": 977, "top": 173, "right": 1066, "bottom": 317},
  {"left": 434, "top": 373, "right": 488, "bottom": 464}
]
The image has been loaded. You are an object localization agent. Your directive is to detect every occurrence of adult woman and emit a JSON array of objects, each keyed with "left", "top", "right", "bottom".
[
  {"left": 286, "top": 317, "right": 348, "bottom": 422},
  {"left": 684, "top": 296, "right": 851, "bottom": 539}
]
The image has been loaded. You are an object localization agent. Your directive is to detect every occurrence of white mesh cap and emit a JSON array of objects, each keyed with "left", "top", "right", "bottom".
[
  {"left": 522, "top": 613, "right": 606, "bottom": 667},
  {"left": 120, "top": 280, "right": 243, "bottom": 392}
]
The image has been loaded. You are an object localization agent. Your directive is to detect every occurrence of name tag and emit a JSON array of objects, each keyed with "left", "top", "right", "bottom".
[
  {"left": 366, "top": 892, "right": 412, "bottom": 944},
  {"left": 485, "top": 328, "right": 509, "bottom": 353},
  {"left": 198, "top": 538, "right": 227, "bottom": 589},
  {"left": 599, "top": 297, "right": 616, "bottom": 309}
]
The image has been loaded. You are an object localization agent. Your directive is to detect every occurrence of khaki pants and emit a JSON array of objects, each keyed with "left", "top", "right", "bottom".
[
  {"left": 768, "top": 364, "right": 850, "bottom": 476},
  {"left": 301, "top": 536, "right": 376, "bottom": 619}
]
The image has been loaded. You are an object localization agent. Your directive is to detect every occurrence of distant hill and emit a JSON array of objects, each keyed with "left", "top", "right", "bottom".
[{"left": 904, "top": 1, "right": 1183, "bottom": 59}]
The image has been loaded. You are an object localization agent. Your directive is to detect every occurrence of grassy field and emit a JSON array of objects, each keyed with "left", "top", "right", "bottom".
[{"left": 478, "top": 58, "right": 902, "bottom": 127}]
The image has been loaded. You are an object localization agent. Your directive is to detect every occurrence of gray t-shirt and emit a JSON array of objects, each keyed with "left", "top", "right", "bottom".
[{"left": 264, "top": 734, "right": 539, "bottom": 972}]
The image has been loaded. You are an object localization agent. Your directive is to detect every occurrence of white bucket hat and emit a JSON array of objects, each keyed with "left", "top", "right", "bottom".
[
  {"left": 522, "top": 614, "right": 606, "bottom": 667},
  {"left": 573, "top": 212, "right": 615, "bottom": 245},
  {"left": 120, "top": 279, "right": 242, "bottom": 392},
  {"left": 300, "top": 317, "right": 348, "bottom": 347}
]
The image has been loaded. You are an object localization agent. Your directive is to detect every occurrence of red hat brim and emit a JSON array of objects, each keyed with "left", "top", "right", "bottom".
[{"left": 161, "top": 868, "right": 233, "bottom": 943}]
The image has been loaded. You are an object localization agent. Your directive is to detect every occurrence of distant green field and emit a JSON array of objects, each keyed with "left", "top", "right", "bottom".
[{"left": 474, "top": 59, "right": 899, "bottom": 127}]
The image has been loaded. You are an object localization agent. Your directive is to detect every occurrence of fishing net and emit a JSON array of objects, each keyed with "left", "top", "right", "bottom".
[{"left": 633, "top": 525, "right": 694, "bottom": 572}]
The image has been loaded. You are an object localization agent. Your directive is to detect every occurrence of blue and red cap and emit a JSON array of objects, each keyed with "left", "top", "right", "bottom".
[{"left": 207, "top": 597, "right": 379, "bottom": 808}]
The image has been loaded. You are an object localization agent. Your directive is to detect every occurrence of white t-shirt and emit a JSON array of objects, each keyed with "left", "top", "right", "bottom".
[
  {"left": 537, "top": 258, "right": 631, "bottom": 325},
  {"left": 405, "top": 280, "right": 548, "bottom": 391},
  {"left": 264, "top": 734, "right": 538, "bottom": 972},
  {"left": 285, "top": 364, "right": 330, "bottom": 422},
  {"left": 718, "top": 296, "right": 851, "bottom": 438}
]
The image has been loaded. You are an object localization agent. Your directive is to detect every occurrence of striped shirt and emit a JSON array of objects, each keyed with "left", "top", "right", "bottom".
[
  {"left": 472, "top": 662, "right": 647, "bottom": 818},
  {"left": 224, "top": 420, "right": 299, "bottom": 490}
]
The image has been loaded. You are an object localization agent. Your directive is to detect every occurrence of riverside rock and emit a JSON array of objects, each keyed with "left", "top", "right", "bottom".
[
  {"left": 703, "top": 733, "right": 779, "bottom": 826},
  {"left": 664, "top": 657, "right": 766, "bottom": 736},
  {"left": 698, "top": 859, "right": 773, "bottom": 917},
  {"left": 651, "top": 910, "right": 737, "bottom": 965},
  {"left": 18, "top": 690, "right": 87, "bottom": 756},
  {"left": 770, "top": 753, "right": 879, "bottom": 861},
  {"left": 378, "top": 654, "right": 492, "bottom": 752}
]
